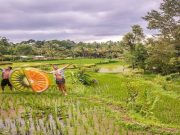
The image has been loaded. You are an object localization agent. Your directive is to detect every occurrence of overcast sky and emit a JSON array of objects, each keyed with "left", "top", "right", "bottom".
[{"left": 0, "top": 0, "right": 162, "bottom": 42}]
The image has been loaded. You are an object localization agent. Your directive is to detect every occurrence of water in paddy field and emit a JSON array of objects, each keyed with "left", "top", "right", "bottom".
[
  {"left": 99, "top": 66, "right": 131, "bottom": 73},
  {"left": 0, "top": 96, "right": 155, "bottom": 135}
]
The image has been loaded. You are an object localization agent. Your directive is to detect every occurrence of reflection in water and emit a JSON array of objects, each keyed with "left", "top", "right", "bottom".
[{"left": 99, "top": 66, "right": 130, "bottom": 73}]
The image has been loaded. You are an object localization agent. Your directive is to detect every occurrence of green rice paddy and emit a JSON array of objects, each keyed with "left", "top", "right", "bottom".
[{"left": 0, "top": 59, "right": 179, "bottom": 135}]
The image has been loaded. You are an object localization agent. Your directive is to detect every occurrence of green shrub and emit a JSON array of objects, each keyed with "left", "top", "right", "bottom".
[
  {"left": 125, "top": 82, "right": 139, "bottom": 111},
  {"left": 153, "top": 75, "right": 167, "bottom": 90},
  {"left": 92, "top": 66, "right": 100, "bottom": 72},
  {"left": 70, "top": 69, "right": 98, "bottom": 86},
  {"left": 165, "top": 73, "right": 180, "bottom": 81}
]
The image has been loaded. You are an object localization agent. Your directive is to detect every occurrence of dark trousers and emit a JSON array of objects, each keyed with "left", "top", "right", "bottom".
[{"left": 1, "top": 79, "right": 12, "bottom": 91}]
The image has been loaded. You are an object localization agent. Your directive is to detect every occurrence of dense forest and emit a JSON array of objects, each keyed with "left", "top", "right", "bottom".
[{"left": 0, "top": 0, "right": 179, "bottom": 75}]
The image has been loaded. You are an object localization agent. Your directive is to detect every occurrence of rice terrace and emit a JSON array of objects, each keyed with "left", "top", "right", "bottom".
[
  {"left": 0, "top": 58, "right": 179, "bottom": 135},
  {"left": 0, "top": 0, "right": 180, "bottom": 135}
]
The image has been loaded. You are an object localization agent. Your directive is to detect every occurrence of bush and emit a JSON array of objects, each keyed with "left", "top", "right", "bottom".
[
  {"left": 70, "top": 69, "right": 98, "bottom": 86},
  {"left": 153, "top": 75, "right": 167, "bottom": 90},
  {"left": 125, "top": 82, "right": 139, "bottom": 110},
  {"left": 165, "top": 73, "right": 180, "bottom": 81},
  {"left": 92, "top": 66, "right": 100, "bottom": 72},
  {"left": 125, "top": 82, "right": 159, "bottom": 118}
]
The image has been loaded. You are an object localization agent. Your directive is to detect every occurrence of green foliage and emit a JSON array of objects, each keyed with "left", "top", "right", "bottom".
[
  {"left": 132, "top": 25, "right": 145, "bottom": 43},
  {"left": 123, "top": 25, "right": 144, "bottom": 52},
  {"left": 143, "top": 0, "right": 180, "bottom": 74},
  {"left": 165, "top": 73, "right": 180, "bottom": 81},
  {"left": 125, "top": 44, "right": 148, "bottom": 69},
  {"left": 143, "top": 0, "right": 180, "bottom": 40},
  {"left": 70, "top": 69, "right": 97, "bottom": 86},
  {"left": 154, "top": 75, "right": 167, "bottom": 87},
  {"left": 146, "top": 40, "right": 177, "bottom": 74},
  {"left": 123, "top": 32, "right": 135, "bottom": 52},
  {"left": 138, "top": 90, "right": 159, "bottom": 118},
  {"left": 122, "top": 25, "right": 146, "bottom": 69},
  {"left": 125, "top": 82, "right": 139, "bottom": 110},
  {"left": 16, "top": 44, "right": 33, "bottom": 55},
  {"left": 92, "top": 66, "right": 100, "bottom": 72},
  {"left": 125, "top": 80, "right": 160, "bottom": 119},
  {"left": 134, "top": 44, "right": 148, "bottom": 69},
  {"left": 0, "top": 37, "right": 11, "bottom": 55},
  {"left": 0, "top": 37, "right": 124, "bottom": 60}
]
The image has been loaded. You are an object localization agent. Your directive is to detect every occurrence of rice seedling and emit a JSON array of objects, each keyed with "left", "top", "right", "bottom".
[
  {"left": 83, "top": 124, "right": 89, "bottom": 134},
  {"left": 0, "top": 59, "right": 179, "bottom": 134}
]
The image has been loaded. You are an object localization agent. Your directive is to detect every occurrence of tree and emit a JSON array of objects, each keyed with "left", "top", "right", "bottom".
[
  {"left": 124, "top": 44, "right": 148, "bottom": 70},
  {"left": 132, "top": 25, "right": 145, "bottom": 44},
  {"left": 143, "top": 0, "right": 180, "bottom": 40},
  {"left": 143, "top": 0, "right": 180, "bottom": 56},
  {"left": 123, "top": 32, "right": 135, "bottom": 52},
  {"left": 43, "top": 42, "right": 58, "bottom": 57},
  {"left": 123, "top": 25, "right": 145, "bottom": 69},
  {"left": 134, "top": 44, "right": 148, "bottom": 69},
  {"left": 143, "top": 0, "right": 180, "bottom": 74},
  {"left": 0, "top": 37, "right": 10, "bottom": 55},
  {"left": 35, "top": 40, "right": 45, "bottom": 48},
  {"left": 123, "top": 25, "right": 144, "bottom": 52},
  {"left": 0, "top": 36, "right": 9, "bottom": 46},
  {"left": 146, "top": 39, "right": 176, "bottom": 74},
  {"left": 16, "top": 44, "right": 33, "bottom": 55}
]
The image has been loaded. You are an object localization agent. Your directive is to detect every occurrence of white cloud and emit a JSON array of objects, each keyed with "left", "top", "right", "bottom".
[
  {"left": 0, "top": 29, "right": 83, "bottom": 35},
  {"left": 0, "top": 0, "right": 162, "bottom": 42},
  {"left": 85, "top": 35, "right": 123, "bottom": 43}
]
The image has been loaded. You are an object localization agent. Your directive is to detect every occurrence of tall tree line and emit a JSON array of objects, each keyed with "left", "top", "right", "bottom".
[{"left": 0, "top": 0, "right": 179, "bottom": 74}]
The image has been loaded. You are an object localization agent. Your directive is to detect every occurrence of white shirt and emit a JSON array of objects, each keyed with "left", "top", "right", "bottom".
[{"left": 50, "top": 68, "right": 65, "bottom": 78}]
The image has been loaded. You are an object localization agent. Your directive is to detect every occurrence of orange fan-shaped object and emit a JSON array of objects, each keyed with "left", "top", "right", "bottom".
[
  {"left": 24, "top": 68, "right": 50, "bottom": 93},
  {"left": 10, "top": 68, "right": 50, "bottom": 93}
]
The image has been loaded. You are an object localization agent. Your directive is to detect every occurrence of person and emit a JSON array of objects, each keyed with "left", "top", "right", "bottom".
[
  {"left": 50, "top": 64, "right": 72, "bottom": 95},
  {"left": 0, "top": 66, "right": 13, "bottom": 92}
]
